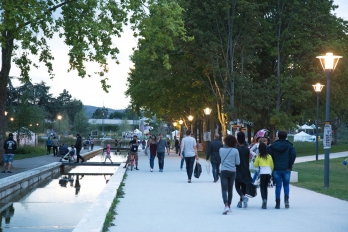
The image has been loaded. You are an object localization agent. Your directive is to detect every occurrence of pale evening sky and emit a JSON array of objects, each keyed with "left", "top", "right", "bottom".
[{"left": 8, "top": 0, "right": 348, "bottom": 110}]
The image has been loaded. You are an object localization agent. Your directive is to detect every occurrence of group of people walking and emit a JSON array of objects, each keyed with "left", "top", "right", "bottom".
[{"left": 206, "top": 130, "right": 296, "bottom": 214}]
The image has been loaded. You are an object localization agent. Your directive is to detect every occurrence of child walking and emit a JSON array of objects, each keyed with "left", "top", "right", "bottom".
[
  {"left": 104, "top": 144, "right": 113, "bottom": 164},
  {"left": 254, "top": 142, "right": 274, "bottom": 209}
]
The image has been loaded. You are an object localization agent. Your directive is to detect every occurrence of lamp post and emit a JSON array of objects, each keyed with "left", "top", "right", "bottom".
[
  {"left": 57, "top": 115, "right": 62, "bottom": 139},
  {"left": 179, "top": 120, "right": 183, "bottom": 141},
  {"left": 203, "top": 107, "right": 212, "bottom": 152},
  {"left": 173, "top": 122, "right": 178, "bottom": 140},
  {"left": 316, "top": 52, "right": 342, "bottom": 189},
  {"left": 188, "top": 115, "right": 194, "bottom": 132},
  {"left": 312, "top": 83, "right": 324, "bottom": 161}
]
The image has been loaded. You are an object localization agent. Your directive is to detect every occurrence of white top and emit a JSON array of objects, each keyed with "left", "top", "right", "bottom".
[
  {"left": 259, "top": 166, "right": 272, "bottom": 174},
  {"left": 250, "top": 143, "right": 259, "bottom": 159},
  {"left": 181, "top": 136, "right": 197, "bottom": 157}
]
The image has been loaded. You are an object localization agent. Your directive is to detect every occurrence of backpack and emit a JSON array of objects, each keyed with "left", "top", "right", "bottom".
[{"left": 131, "top": 142, "right": 138, "bottom": 152}]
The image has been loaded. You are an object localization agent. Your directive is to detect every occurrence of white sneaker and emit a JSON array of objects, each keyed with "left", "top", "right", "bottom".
[
  {"left": 150, "top": 169, "right": 153, "bottom": 172},
  {"left": 223, "top": 206, "right": 229, "bottom": 215}
]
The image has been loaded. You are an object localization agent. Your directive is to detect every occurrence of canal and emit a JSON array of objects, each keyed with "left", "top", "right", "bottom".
[{"left": 0, "top": 152, "right": 124, "bottom": 231}]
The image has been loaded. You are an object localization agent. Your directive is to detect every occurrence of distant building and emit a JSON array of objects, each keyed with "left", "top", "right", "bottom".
[{"left": 88, "top": 119, "right": 139, "bottom": 125}]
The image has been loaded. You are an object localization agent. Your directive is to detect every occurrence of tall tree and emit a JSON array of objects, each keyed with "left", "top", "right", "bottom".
[{"left": 0, "top": 0, "right": 187, "bottom": 160}]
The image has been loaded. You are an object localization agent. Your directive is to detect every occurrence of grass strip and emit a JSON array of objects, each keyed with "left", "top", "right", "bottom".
[
  {"left": 292, "top": 158, "right": 348, "bottom": 201},
  {"left": 102, "top": 173, "right": 127, "bottom": 232}
]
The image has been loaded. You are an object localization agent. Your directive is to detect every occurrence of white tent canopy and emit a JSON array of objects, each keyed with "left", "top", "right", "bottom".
[
  {"left": 294, "top": 131, "right": 312, "bottom": 142},
  {"left": 13, "top": 127, "right": 37, "bottom": 146}
]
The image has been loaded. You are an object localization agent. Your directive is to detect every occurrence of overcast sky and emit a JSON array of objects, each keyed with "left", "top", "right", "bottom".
[{"left": 8, "top": 1, "right": 348, "bottom": 110}]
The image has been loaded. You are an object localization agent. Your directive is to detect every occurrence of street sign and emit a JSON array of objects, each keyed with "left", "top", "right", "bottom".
[
  {"left": 323, "top": 124, "right": 332, "bottom": 149},
  {"left": 203, "top": 131, "right": 211, "bottom": 141}
]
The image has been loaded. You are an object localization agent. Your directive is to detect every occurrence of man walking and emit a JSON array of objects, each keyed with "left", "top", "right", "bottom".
[
  {"left": 174, "top": 136, "right": 180, "bottom": 156},
  {"left": 75, "top": 134, "right": 85, "bottom": 163},
  {"left": 269, "top": 131, "right": 296, "bottom": 209},
  {"left": 156, "top": 134, "right": 167, "bottom": 172},
  {"left": 2, "top": 133, "right": 17, "bottom": 174},
  {"left": 51, "top": 136, "right": 59, "bottom": 156},
  {"left": 206, "top": 134, "right": 223, "bottom": 182}
]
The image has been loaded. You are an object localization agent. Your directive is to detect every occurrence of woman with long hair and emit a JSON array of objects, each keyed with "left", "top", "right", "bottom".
[{"left": 254, "top": 142, "right": 274, "bottom": 209}]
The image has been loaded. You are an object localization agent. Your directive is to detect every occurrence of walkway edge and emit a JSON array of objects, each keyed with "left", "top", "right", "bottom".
[{"left": 73, "top": 160, "right": 126, "bottom": 232}]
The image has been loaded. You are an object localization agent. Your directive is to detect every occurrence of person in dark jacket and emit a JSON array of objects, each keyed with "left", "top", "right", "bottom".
[
  {"left": 2, "top": 133, "right": 17, "bottom": 173},
  {"left": 206, "top": 134, "right": 223, "bottom": 182},
  {"left": 235, "top": 132, "right": 252, "bottom": 208},
  {"left": 74, "top": 134, "right": 85, "bottom": 163},
  {"left": 269, "top": 131, "right": 296, "bottom": 209}
]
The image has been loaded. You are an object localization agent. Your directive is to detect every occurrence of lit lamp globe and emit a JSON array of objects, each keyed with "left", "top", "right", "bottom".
[
  {"left": 203, "top": 107, "right": 212, "bottom": 115},
  {"left": 312, "top": 83, "right": 324, "bottom": 93},
  {"left": 188, "top": 115, "right": 194, "bottom": 121}
]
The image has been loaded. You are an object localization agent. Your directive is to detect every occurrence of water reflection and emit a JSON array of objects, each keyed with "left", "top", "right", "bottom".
[
  {"left": 0, "top": 153, "right": 122, "bottom": 231},
  {"left": 0, "top": 204, "right": 15, "bottom": 227}
]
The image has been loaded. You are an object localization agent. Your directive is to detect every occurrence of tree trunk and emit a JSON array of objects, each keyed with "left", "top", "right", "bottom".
[{"left": 0, "top": 30, "right": 14, "bottom": 163}]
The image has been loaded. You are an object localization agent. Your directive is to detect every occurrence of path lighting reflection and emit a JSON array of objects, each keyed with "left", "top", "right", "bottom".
[{"left": 316, "top": 52, "right": 342, "bottom": 189}]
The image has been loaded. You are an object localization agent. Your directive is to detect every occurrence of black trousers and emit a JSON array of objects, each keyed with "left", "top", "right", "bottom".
[
  {"left": 76, "top": 147, "right": 84, "bottom": 162},
  {"left": 220, "top": 171, "right": 236, "bottom": 205},
  {"left": 260, "top": 174, "right": 271, "bottom": 200},
  {"left": 52, "top": 146, "right": 58, "bottom": 156},
  {"left": 184, "top": 157, "right": 195, "bottom": 180},
  {"left": 235, "top": 180, "right": 247, "bottom": 201}
]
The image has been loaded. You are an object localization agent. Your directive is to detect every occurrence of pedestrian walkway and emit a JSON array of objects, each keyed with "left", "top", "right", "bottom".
[
  {"left": 110, "top": 149, "right": 347, "bottom": 232},
  {"left": 0, "top": 147, "right": 101, "bottom": 179},
  {"left": 295, "top": 151, "right": 347, "bottom": 163}
]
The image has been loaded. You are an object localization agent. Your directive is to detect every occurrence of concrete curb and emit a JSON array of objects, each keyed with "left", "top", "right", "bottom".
[
  {"left": 73, "top": 158, "right": 126, "bottom": 232},
  {"left": 0, "top": 162, "right": 61, "bottom": 200}
]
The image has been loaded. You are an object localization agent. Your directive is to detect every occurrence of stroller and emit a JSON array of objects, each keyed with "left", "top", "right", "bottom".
[{"left": 60, "top": 146, "right": 76, "bottom": 163}]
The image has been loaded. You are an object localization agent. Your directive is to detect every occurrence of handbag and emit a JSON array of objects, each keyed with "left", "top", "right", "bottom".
[
  {"left": 245, "top": 183, "right": 257, "bottom": 198},
  {"left": 206, "top": 160, "right": 211, "bottom": 174},
  {"left": 194, "top": 162, "right": 202, "bottom": 178}
]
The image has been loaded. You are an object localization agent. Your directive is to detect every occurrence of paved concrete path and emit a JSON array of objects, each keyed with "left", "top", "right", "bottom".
[
  {"left": 110, "top": 149, "right": 347, "bottom": 232},
  {"left": 295, "top": 151, "right": 347, "bottom": 163},
  {"left": 0, "top": 146, "right": 101, "bottom": 179}
]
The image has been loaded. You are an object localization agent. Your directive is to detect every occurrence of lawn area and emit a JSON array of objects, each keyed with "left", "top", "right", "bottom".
[
  {"left": 292, "top": 158, "right": 348, "bottom": 201},
  {"left": 292, "top": 142, "right": 347, "bottom": 157},
  {"left": 15, "top": 146, "right": 47, "bottom": 160}
]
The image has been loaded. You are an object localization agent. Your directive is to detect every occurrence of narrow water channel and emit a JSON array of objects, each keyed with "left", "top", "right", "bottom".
[{"left": 0, "top": 152, "right": 124, "bottom": 231}]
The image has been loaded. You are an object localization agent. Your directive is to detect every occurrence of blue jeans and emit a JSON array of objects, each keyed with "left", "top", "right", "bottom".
[
  {"left": 150, "top": 155, "right": 156, "bottom": 169},
  {"left": 157, "top": 152, "right": 165, "bottom": 170},
  {"left": 273, "top": 170, "right": 291, "bottom": 200},
  {"left": 211, "top": 163, "right": 220, "bottom": 181}
]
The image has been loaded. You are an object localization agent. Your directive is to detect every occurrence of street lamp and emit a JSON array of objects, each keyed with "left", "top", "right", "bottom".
[
  {"left": 179, "top": 120, "right": 183, "bottom": 140},
  {"left": 57, "top": 115, "right": 62, "bottom": 138},
  {"left": 316, "top": 52, "right": 342, "bottom": 189},
  {"left": 203, "top": 107, "right": 212, "bottom": 152},
  {"left": 172, "top": 122, "right": 178, "bottom": 140},
  {"left": 4, "top": 111, "right": 8, "bottom": 116},
  {"left": 188, "top": 115, "right": 194, "bottom": 132},
  {"left": 312, "top": 83, "right": 324, "bottom": 161}
]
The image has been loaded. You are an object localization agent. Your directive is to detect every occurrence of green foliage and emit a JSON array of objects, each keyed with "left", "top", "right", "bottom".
[
  {"left": 292, "top": 158, "right": 348, "bottom": 201},
  {"left": 92, "top": 107, "right": 109, "bottom": 119},
  {"left": 73, "top": 110, "right": 90, "bottom": 136},
  {"left": 15, "top": 146, "right": 47, "bottom": 159}
]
